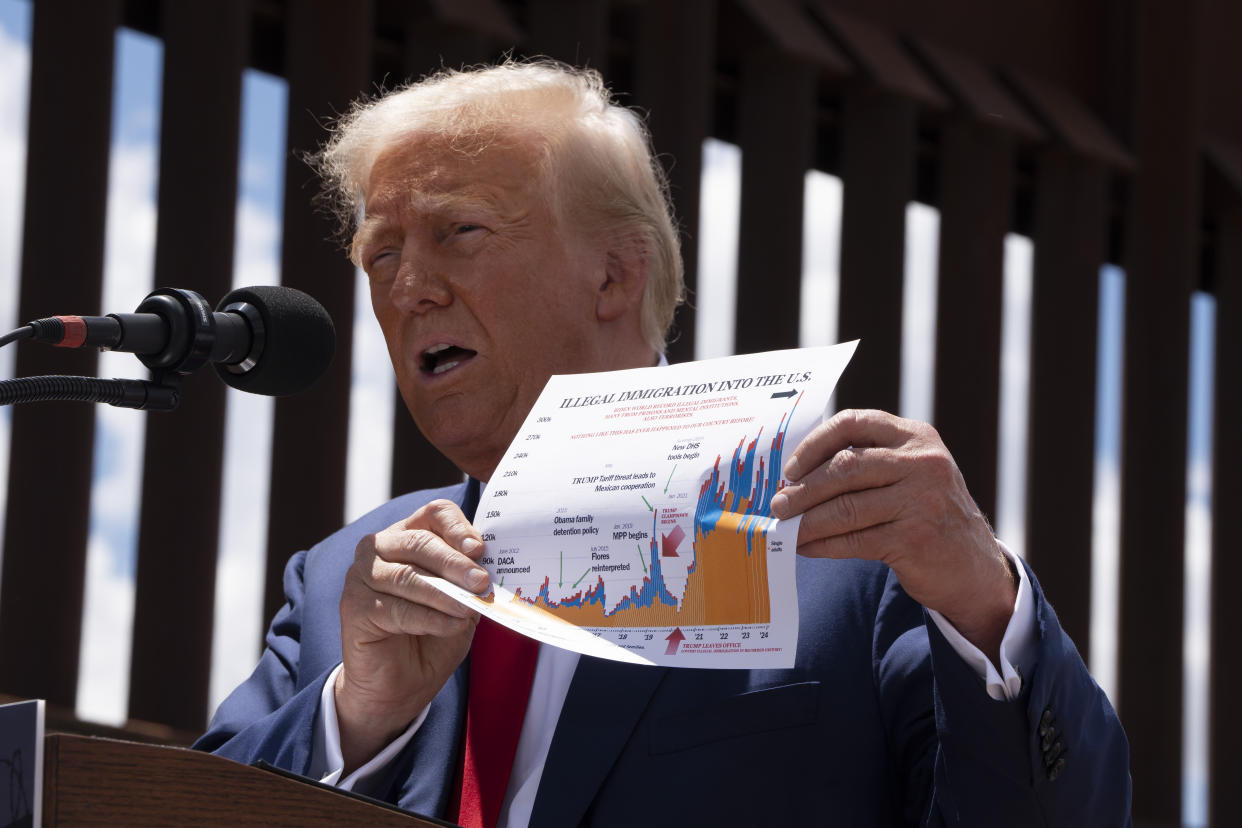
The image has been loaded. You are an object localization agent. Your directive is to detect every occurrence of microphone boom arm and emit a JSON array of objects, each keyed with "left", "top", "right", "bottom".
[{"left": 0, "top": 374, "right": 181, "bottom": 411}]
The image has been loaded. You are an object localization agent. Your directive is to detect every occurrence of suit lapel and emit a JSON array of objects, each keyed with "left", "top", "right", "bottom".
[
  {"left": 459, "top": 476, "right": 481, "bottom": 521},
  {"left": 529, "top": 657, "right": 667, "bottom": 825}
]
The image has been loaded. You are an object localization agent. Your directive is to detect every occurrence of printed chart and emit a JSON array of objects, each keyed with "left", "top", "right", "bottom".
[{"left": 428, "top": 343, "right": 858, "bottom": 668}]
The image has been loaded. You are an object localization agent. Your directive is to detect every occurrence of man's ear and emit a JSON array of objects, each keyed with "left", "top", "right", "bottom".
[{"left": 596, "top": 238, "right": 649, "bottom": 322}]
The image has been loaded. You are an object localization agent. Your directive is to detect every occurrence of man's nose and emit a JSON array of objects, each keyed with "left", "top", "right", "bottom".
[{"left": 389, "top": 252, "right": 453, "bottom": 314}]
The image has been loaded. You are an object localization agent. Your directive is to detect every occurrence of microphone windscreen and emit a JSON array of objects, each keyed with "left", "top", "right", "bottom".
[{"left": 213, "top": 285, "right": 336, "bottom": 396}]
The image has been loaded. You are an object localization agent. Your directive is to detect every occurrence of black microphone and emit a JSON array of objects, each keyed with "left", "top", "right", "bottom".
[{"left": 25, "top": 285, "right": 335, "bottom": 397}]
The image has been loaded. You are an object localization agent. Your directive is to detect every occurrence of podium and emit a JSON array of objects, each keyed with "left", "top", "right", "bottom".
[{"left": 41, "top": 734, "right": 452, "bottom": 826}]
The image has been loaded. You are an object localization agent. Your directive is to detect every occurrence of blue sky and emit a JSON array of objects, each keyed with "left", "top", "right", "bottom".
[{"left": 0, "top": 2, "right": 1217, "bottom": 823}]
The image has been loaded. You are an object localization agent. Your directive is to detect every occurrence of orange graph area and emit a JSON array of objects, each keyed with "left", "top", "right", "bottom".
[
  {"left": 692, "top": 507, "right": 771, "bottom": 624},
  {"left": 516, "top": 506, "right": 770, "bottom": 627}
]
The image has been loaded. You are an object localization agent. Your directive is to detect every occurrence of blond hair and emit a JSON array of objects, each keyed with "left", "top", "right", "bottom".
[{"left": 316, "top": 59, "right": 684, "bottom": 353}]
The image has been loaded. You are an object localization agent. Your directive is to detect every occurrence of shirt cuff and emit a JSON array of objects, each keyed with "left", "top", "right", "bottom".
[
  {"left": 925, "top": 542, "right": 1036, "bottom": 701},
  {"left": 315, "top": 663, "right": 429, "bottom": 793}
]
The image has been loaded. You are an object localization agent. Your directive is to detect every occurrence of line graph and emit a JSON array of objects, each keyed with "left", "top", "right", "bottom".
[{"left": 511, "top": 394, "right": 800, "bottom": 627}]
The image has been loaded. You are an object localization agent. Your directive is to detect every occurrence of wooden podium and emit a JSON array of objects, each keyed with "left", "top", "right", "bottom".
[{"left": 42, "top": 733, "right": 454, "bottom": 826}]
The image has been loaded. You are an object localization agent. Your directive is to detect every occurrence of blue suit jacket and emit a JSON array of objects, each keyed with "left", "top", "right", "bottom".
[{"left": 197, "top": 480, "right": 1131, "bottom": 826}]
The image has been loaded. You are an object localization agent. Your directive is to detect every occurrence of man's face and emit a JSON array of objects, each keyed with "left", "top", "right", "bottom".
[{"left": 355, "top": 136, "right": 608, "bottom": 481}]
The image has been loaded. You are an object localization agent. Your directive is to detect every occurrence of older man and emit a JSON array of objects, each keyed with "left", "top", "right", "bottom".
[{"left": 198, "top": 61, "right": 1129, "bottom": 826}]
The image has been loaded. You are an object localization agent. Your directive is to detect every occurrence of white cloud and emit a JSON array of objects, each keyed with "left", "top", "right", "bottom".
[
  {"left": 208, "top": 385, "right": 274, "bottom": 717},
  {"left": 98, "top": 144, "right": 159, "bottom": 331},
  {"left": 209, "top": 399, "right": 270, "bottom": 714},
  {"left": 694, "top": 138, "right": 740, "bottom": 360},
  {"left": 0, "top": 17, "right": 27, "bottom": 237},
  {"left": 1089, "top": 264, "right": 1124, "bottom": 706},
  {"left": 239, "top": 155, "right": 279, "bottom": 202},
  {"left": 694, "top": 146, "right": 845, "bottom": 360},
  {"left": 900, "top": 203, "right": 938, "bottom": 424},
  {"left": 346, "top": 268, "right": 394, "bottom": 522},
  {"left": 74, "top": 532, "right": 136, "bottom": 725},
  {"left": 0, "top": 18, "right": 27, "bottom": 322},
  {"left": 1186, "top": 443, "right": 1213, "bottom": 505},
  {"left": 1183, "top": 481, "right": 1212, "bottom": 827},
  {"left": 232, "top": 197, "right": 282, "bottom": 287},
  {"left": 995, "top": 234, "right": 1033, "bottom": 557},
  {"left": 84, "top": 409, "right": 147, "bottom": 544},
  {"left": 1089, "top": 457, "right": 1121, "bottom": 707},
  {"left": 800, "top": 171, "right": 841, "bottom": 349},
  {"left": 1182, "top": 294, "right": 1214, "bottom": 827}
]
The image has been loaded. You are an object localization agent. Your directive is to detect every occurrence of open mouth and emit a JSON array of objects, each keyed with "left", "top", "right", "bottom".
[{"left": 420, "top": 343, "right": 478, "bottom": 376}]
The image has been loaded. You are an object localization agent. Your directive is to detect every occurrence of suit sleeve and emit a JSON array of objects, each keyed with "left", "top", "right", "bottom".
[
  {"left": 192, "top": 549, "right": 328, "bottom": 774},
  {"left": 191, "top": 540, "right": 469, "bottom": 818},
  {"left": 874, "top": 561, "right": 1132, "bottom": 827}
]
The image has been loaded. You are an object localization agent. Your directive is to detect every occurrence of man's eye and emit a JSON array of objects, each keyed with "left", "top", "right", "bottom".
[
  {"left": 455, "top": 224, "right": 485, "bottom": 235},
  {"left": 366, "top": 250, "right": 398, "bottom": 276}
]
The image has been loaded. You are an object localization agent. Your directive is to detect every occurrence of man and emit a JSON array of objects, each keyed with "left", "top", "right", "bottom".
[{"left": 197, "top": 61, "right": 1130, "bottom": 826}]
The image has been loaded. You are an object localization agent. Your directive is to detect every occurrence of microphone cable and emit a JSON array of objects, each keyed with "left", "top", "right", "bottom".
[
  {"left": 0, "top": 324, "right": 178, "bottom": 408},
  {"left": 0, "top": 326, "right": 33, "bottom": 348}
]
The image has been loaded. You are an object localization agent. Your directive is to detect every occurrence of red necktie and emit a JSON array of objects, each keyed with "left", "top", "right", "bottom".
[{"left": 455, "top": 617, "right": 539, "bottom": 828}]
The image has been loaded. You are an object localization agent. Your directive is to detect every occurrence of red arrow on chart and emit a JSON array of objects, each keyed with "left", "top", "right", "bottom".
[
  {"left": 661, "top": 524, "right": 685, "bottom": 557},
  {"left": 665, "top": 628, "right": 686, "bottom": 655}
]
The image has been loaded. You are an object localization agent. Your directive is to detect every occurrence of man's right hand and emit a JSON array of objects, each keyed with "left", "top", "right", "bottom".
[{"left": 335, "top": 499, "right": 488, "bottom": 773}]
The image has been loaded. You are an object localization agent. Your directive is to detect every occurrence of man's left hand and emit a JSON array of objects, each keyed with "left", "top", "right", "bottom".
[{"left": 769, "top": 409, "right": 1017, "bottom": 661}]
